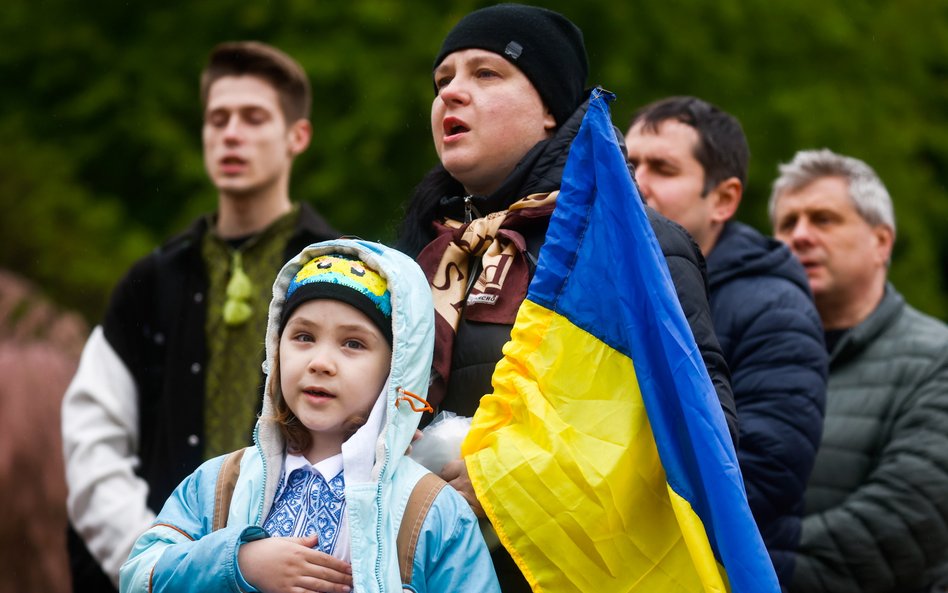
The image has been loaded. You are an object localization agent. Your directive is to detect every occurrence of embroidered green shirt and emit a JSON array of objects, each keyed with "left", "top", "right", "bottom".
[{"left": 201, "top": 205, "right": 299, "bottom": 459}]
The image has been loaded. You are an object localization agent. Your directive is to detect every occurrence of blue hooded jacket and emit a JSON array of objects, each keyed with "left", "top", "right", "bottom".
[{"left": 120, "top": 239, "right": 500, "bottom": 593}]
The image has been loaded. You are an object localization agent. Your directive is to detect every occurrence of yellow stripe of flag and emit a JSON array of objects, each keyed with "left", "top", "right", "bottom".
[{"left": 464, "top": 302, "right": 727, "bottom": 592}]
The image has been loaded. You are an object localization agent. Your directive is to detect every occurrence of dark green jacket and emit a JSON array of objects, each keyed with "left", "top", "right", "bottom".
[{"left": 791, "top": 285, "right": 948, "bottom": 593}]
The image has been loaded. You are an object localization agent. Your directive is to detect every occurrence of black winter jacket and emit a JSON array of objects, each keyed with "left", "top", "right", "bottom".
[{"left": 706, "top": 221, "right": 827, "bottom": 589}]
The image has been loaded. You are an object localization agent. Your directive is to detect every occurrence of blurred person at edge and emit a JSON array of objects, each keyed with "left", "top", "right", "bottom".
[
  {"left": 61, "top": 41, "right": 339, "bottom": 591},
  {"left": 770, "top": 148, "right": 948, "bottom": 593},
  {"left": 625, "top": 96, "right": 827, "bottom": 590},
  {"left": 395, "top": 5, "right": 738, "bottom": 590}
]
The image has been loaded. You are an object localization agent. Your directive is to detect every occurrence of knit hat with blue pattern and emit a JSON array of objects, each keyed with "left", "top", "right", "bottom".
[{"left": 279, "top": 253, "right": 393, "bottom": 345}]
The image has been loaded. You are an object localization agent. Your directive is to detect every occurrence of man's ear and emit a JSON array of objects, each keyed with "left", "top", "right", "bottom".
[
  {"left": 872, "top": 224, "right": 895, "bottom": 266},
  {"left": 287, "top": 119, "right": 313, "bottom": 156},
  {"left": 709, "top": 177, "right": 743, "bottom": 224}
]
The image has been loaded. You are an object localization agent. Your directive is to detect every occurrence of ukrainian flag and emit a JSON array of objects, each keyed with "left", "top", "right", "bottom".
[{"left": 461, "top": 89, "right": 779, "bottom": 593}]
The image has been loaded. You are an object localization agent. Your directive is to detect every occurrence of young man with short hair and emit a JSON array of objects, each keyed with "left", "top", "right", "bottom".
[
  {"left": 626, "top": 96, "right": 828, "bottom": 588},
  {"left": 62, "top": 41, "right": 339, "bottom": 591}
]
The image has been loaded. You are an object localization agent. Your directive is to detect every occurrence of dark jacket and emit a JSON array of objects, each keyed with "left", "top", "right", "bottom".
[
  {"left": 65, "top": 203, "right": 338, "bottom": 592},
  {"left": 111, "top": 203, "right": 337, "bottom": 509},
  {"left": 791, "top": 285, "right": 948, "bottom": 593},
  {"left": 398, "top": 98, "right": 737, "bottom": 445},
  {"left": 706, "top": 221, "right": 827, "bottom": 589}
]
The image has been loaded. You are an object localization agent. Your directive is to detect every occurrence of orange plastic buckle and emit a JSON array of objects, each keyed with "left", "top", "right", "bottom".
[{"left": 395, "top": 387, "right": 434, "bottom": 413}]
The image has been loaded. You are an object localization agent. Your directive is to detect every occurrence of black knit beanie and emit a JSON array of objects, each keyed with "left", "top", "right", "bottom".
[{"left": 433, "top": 3, "right": 588, "bottom": 127}]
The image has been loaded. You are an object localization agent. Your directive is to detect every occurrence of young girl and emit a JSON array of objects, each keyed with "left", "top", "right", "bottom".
[{"left": 120, "top": 239, "right": 499, "bottom": 593}]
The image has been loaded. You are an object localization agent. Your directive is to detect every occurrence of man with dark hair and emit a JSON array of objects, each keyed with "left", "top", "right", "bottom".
[
  {"left": 625, "top": 96, "right": 828, "bottom": 589},
  {"left": 771, "top": 148, "right": 948, "bottom": 593},
  {"left": 200, "top": 41, "right": 312, "bottom": 125},
  {"left": 62, "top": 41, "right": 339, "bottom": 591}
]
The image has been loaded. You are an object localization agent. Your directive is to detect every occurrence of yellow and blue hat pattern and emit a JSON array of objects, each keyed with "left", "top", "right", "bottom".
[
  {"left": 280, "top": 253, "right": 394, "bottom": 344},
  {"left": 287, "top": 253, "right": 391, "bottom": 317}
]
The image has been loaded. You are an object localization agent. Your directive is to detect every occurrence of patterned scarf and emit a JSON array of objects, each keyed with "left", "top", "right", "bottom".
[{"left": 417, "top": 191, "right": 557, "bottom": 407}]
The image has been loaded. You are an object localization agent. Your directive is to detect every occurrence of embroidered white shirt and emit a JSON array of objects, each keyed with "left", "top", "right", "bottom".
[{"left": 263, "top": 453, "right": 350, "bottom": 561}]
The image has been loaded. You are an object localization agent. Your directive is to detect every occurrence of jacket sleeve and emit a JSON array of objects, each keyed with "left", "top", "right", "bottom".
[
  {"left": 792, "top": 347, "right": 948, "bottom": 593},
  {"left": 120, "top": 457, "right": 263, "bottom": 593},
  {"left": 718, "top": 276, "right": 827, "bottom": 579},
  {"left": 650, "top": 210, "right": 739, "bottom": 446},
  {"left": 62, "top": 324, "right": 155, "bottom": 585},
  {"left": 409, "top": 487, "right": 501, "bottom": 593},
  {"left": 62, "top": 258, "right": 163, "bottom": 585}
]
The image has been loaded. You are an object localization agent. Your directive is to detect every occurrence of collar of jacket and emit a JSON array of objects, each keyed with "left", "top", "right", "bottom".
[{"left": 830, "top": 282, "right": 904, "bottom": 365}]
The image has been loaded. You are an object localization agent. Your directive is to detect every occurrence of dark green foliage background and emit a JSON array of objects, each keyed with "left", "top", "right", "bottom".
[{"left": 2, "top": 0, "right": 945, "bottom": 322}]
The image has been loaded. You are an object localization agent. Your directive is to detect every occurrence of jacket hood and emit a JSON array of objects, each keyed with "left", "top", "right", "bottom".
[
  {"left": 255, "top": 239, "right": 435, "bottom": 511},
  {"left": 707, "top": 221, "right": 811, "bottom": 296}
]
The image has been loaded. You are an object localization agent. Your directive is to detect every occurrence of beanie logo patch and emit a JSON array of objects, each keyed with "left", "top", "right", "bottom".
[{"left": 504, "top": 41, "right": 523, "bottom": 61}]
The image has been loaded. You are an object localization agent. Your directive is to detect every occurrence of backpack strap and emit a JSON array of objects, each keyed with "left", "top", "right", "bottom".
[
  {"left": 212, "top": 447, "right": 247, "bottom": 531},
  {"left": 397, "top": 472, "right": 448, "bottom": 585}
]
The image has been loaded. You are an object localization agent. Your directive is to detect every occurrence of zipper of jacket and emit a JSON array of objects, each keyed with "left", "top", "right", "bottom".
[
  {"left": 253, "top": 423, "right": 267, "bottom": 525},
  {"left": 462, "top": 195, "right": 483, "bottom": 301},
  {"left": 463, "top": 195, "right": 481, "bottom": 223},
  {"left": 374, "top": 420, "right": 393, "bottom": 591}
]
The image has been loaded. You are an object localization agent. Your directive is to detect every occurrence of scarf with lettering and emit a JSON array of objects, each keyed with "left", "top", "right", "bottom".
[{"left": 417, "top": 191, "right": 558, "bottom": 408}]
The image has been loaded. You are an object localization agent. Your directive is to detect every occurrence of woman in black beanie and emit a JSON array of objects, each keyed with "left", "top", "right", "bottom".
[{"left": 395, "top": 5, "right": 737, "bottom": 590}]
